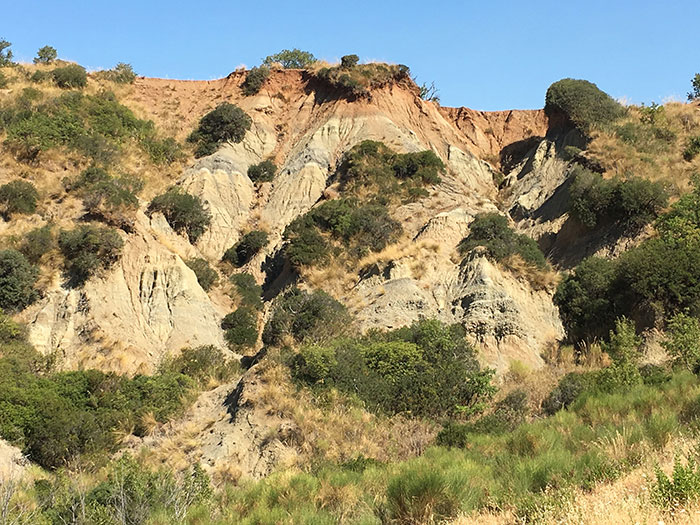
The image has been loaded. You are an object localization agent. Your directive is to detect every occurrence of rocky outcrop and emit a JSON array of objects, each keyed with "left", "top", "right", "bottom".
[{"left": 0, "top": 439, "right": 27, "bottom": 480}]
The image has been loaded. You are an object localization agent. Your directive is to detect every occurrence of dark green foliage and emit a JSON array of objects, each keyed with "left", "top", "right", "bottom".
[
  {"left": 221, "top": 307, "right": 258, "bottom": 350},
  {"left": 34, "top": 45, "right": 57, "bottom": 65},
  {"left": 1, "top": 89, "right": 179, "bottom": 163},
  {"left": 545, "top": 78, "right": 625, "bottom": 132},
  {"left": 541, "top": 372, "right": 595, "bottom": 415},
  {"left": 67, "top": 165, "right": 143, "bottom": 223},
  {"left": 161, "top": 345, "right": 239, "bottom": 385},
  {"left": 283, "top": 197, "right": 402, "bottom": 269},
  {"left": 222, "top": 230, "right": 269, "bottom": 267},
  {"left": 652, "top": 454, "right": 700, "bottom": 509},
  {"left": 458, "top": 213, "right": 547, "bottom": 269},
  {"left": 615, "top": 120, "right": 676, "bottom": 155},
  {"left": 341, "top": 54, "right": 360, "bottom": 68},
  {"left": 0, "top": 250, "right": 38, "bottom": 312},
  {"left": 315, "top": 63, "right": 409, "bottom": 98},
  {"left": 187, "top": 102, "right": 252, "bottom": 158},
  {"left": 684, "top": 136, "right": 700, "bottom": 161},
  {"left": 18, "top": 224, "right": 54, "bottom": 264},
  {"left": 29, "top": 70, "right": 49, "bottom": 83},
  {"left": 94, "top": 62, "right": 137, "bottom": 84},
  {"left": 58, "top": 225, "right": 124, "bottom": 286},
  {"left": 568, "top": 166, "right": 668, "bottom": 230},
  {"left": 662, "top": 313, "right": 700, "bottom": 371},
  {"left": 688, "top": 73, "right": 700, "bottom": 101},
  {"left": 554, "top": 257, "right": 619, "bottom": 344},
  {"left": 291, "top": 319, "right": 495, "bottom": 418},
  {"left": 0, "top": 179, "right": 39, "bottom": 216},
  {"left": 241, "top": 66, "right": 270, "bottom": 96},
  {"left": 337, "top": 140, "right": 444, "bottom": 202},
  {"left": 186, "top": 258, "right": 218, "bottom": 291},
  {"left": 0, "top": 325, "right": 193, "bottom": 468},
  {"left": 51, "top": 64, "right": 87, "bottom": 88},
  {"left": 0, "top": 38, "right": 13, "bottom": 66},
  {"left": 263, "top": 287, "right": 349, "bottom": 346},
  {"left": 0, "top": 71, "right": 7, "bottom": 89},
  {"left": 247, "top": 159, "right": 276, "bottom": 182},
  {"left": 263, "top": 49, "right": 317, "bottom": 69},
  {"left": 229, "top": 273, "right": 263, "bottom": 310},
  {"left": 148, "top": 187, "right": 211, "bottom": 243}
]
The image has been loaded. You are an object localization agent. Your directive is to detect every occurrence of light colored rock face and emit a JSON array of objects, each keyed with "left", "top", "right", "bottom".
[
  {"left": 26, "top": 216, "right": 226, "bottom": 374},
  {"left": 0, "top": 439, "right": 26, "bottom": 480}
]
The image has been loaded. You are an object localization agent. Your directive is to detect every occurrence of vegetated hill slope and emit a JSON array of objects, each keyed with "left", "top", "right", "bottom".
[{"left": 15, "top": 68, "right": 564, "bottom": 374}]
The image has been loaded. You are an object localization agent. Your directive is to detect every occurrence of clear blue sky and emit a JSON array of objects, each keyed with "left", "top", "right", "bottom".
[{"left": 5, "top": 0, "right": 700, "bottom": 110}]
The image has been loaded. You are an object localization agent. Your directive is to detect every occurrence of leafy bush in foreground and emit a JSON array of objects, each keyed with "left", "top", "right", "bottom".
[
  {"left": 221, "top": 306, "right": 258, "bottom": 350},
  {"left": 0, "top": 250, "right": 38, "bottom": 312},
  {"left": 241, "top": 66, "right": 270, "bottom": 96},
  {"left": 545, "top": 78, "right": 625, "bottom": 132},
  {"left": 51, "top": 64, "right": 87, "bottom": 88},
  {"left": 652, "top": 454, "right": 700, "bottom": 510},
  {"left": 187, "top": 102, "right": 252, "bottom": 158},
  {"left": 58, "top": 225, "right": 123, "bottom": 286},
  {"left": 148, "top": 187, "right": 211, "bottom": 243},
  {"left": 458, "top": 212, "right": 547, "bottom": 269},
  {"left": 0, "top": 179, "right": 39, "bottom": 216}
]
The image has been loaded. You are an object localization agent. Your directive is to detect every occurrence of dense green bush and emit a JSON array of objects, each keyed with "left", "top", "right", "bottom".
[
  {"left": 683, "top": 136, "right": 700, "bottom": 161},
  {"left": 615, "top": 120, "right": 676, "bottom": 155},
  {"left": 18, "top": 224, "right": 53, "bottom": 264},
  {"left": 688, "top": 73, "right": 700, "bottom": 101},
  {"left": 241, "top": 66, "right": 270, "bottom": 96},
  {"left": 545, "top": 78, "right": 625, "bottom": 132},
  {"left": 338, "top": 140, "right": 444, "bottom": 202},
  {"left": 283, "top": 198, "right": 402, "bottom": 269},
  {"left": 222, "top": 230, "right": 269, "bottom": 267},
  {"left": 663, "top": 313, "right": 700, "bottom": 372},
  {"left": 263, "top": 287, "right": 349, "bottom": 346},
  {"left": 229, "top": 273, "right": 263, "bottom": 310},
  {"left": 148, "top": 187, "right": 211, "bottom": 243},
  {"left": 315, "top": 62, "right": 409, "bottom": 98},
  {"left": 51, "top": 64, "right": 87, "bottom": 88},
  {"left": 247, "top": 159, "right": 276, "bottom": 182},
  {"left": 187, "top": 102, "right": 252, "bottom": 158},
  {"left": 34, "top": 45, "right": 57, "bottom": 64},
  {"left": 554, "top": 256, "right": 619, "bottom": 344},
  {"left": 291, "top": 319, "right": 495, "bottom": 417},
  {"left": 161, "top": 345, "right": 239, "bottom": 385},
  {"left": 0, "top": 250, "right": 38, "bottom": 312},
  {"left": 568, "top": 166, "right": 668, "bottom": 230},
  {"left": 263, "top": 49, "right": 317, "bottom": 69},
  {"left": 0, "top": 71, "right": 7, "bottom": 89},
  {"left": 186, "top": 258, "right": 218, "bottom": 291},
  {"left": 221, "top": 306, "right": 258, "bottom": 350},
  {"left": 458, "top": 213, "right": 547, "bottom": 269},
  {"left": 1, "top": 89, "right": 179, "bottom": 164},
  {"left": 0, "top": 179, "right": 39, "bottom": 216},
  {"left": 94, "top": 62, "right": 137, "bottom": 84},
  {"left": 341, "top": 54, "right": 360, "bottom": 68},
  {"left": 29, "top": 70, "right": 48, "bottom": 84},
  {"left": 652, "top": 454, "right": 700, "bottom": 509},
  {"left": 58, "top": 225, "right": 124, "bottom": 286},
  {"left": 0, "top": 38, "right": 13, "bottom": 66},
  {"left": 541, "top": 372, "right": 595, "bottom": 415}
]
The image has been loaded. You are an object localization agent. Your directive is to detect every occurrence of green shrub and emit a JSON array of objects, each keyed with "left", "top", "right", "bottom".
[
  {"left": 29, "top": 70, "right": 49, "bottom": 84},
  {"left": 263, "top": 49, "right": 316, "bottom": 69},
  {"left": 545, "top": 78, "right": 625, "bottom": 132},
  {"left": 222, "top": 230, "right": 269, "bottom": 267},
  {"left": 554, "top": 256, "right": 618, "bottom": 345},
  {"left": 315, "top": 62, "right": 409, "bottom": 99},
  {"left": 341, "top": 54, "right": 360, "bottom": 68},
  {"left": 247, "top": 159, "right": 276, "bottom": 182},
  {"left": 58, "top": 225, "right": 124, "bottom": 286},
  {"left": 241, "top": 66, "right": 270, "bottom": 96},
  {"left": 34, "top": 45, "right": 57, "bottom": 65},
  {"left": 568, "top": 166, "right": 668, "bottom": 230},
  {"left": 221, "top": 307, "right": 258, "bottom": 350},
  {"left": 458, "top": 213, "right": 547, "bottom": 269},
  {"left": 67, "top": 166, "right": 143, "bottom": 224},
  {"left": 148, "top": 187, "right": 211, "bottom": 243},
  {"left": 95, "top": 62, "right": 137, "bottom": 84},
  {"left": 263, "top": 287, "right": 349, "bottom": 346},
  {"left": 187, "top": 102, "right": 252, "bottom": 158},
  {"left": 186, "top": 258, "right": 218, "bottom": 291},
  {"left": 688, "top": 73, "right": 700, "bottom": 101},
  {"left": 0, "top": 71, "right": 7, "bottom": 89},
  {"left": 291, "top": 319, "right": 495, "bottom": 418},
  {"left": 229, "top": 273, "right": 263, "bottom": 310},
  {"left": 662, "top": 312, "right": 700, "bottom": 372},
  {"left": 0, "top": 180, "right": 39, "bottom": 216},
  {"left": 161, "top": 345, "right": 239, "bottom": 385},
  {"left": 683, "top": 136, "right": 700, "bottom": 161},
  {"left": 51, "top": 64, "right": 87, "bottom": 89},
  {"left": 0, "top": 38, "right": 13, "bottom": 67},
  {"left": 0, "top": 250, "right": 38, "bottom": 312},
  {"left": 541, "top": 372, "right": 595, "bottom": 415},
  {"left": 19, "top": 225, "right": 54, "bottom": 264},
  {"left": 651, "top": 454, "right": 700, "bottom": 509}
]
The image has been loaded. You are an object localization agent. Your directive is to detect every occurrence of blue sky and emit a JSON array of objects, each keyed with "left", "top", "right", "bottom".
[{"left": 5, "top": 0, "right": 700, "bottom": 110}]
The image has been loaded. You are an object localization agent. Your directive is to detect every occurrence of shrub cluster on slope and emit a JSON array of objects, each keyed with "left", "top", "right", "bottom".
[
  {"left": 545, "top": 78, "right": 625, "bottom": 133},
  {"left": 187, "top": 102, "right": 252, "bottom": 157},
  {"left": 57, "top": 224, "right": 124, "bottom": 286},
  {"left": 0, "top": 249, "right": 38, "bottom": 311},
  {"left": 0, "top": 179, "right": 39, "bottom": 217},
  {"left": 263, "top": 48, "right": 317, "bottom": 69},
  {"left": 147, "top": 187, "right": 211, "bottom": 243},
  {"left": 222, "top": 230, "right": 269, "bottom": 267},
  {"left": 315, "top": 60, "right": 411, "bottom": 98}
]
